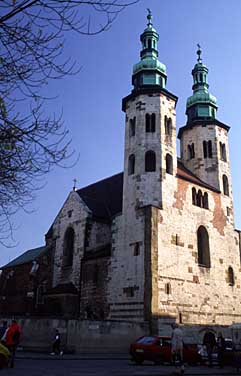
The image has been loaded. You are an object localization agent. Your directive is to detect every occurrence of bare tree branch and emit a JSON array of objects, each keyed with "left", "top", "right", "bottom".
[{"left": 0, "top": 0, "right": 139, "bottom": 245}]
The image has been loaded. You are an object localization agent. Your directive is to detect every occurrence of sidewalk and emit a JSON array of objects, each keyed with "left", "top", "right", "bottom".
[
  {"left": 14, "top": 351, "right": 241, "bottom": 374},
  {"left": 16, "top": 350, "right": 129, "bottom": 360}
]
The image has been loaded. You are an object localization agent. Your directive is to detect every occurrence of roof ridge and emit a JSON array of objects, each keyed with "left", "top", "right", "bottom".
[{"left": 77, "top": 172, "right": 123, "bottom": 192}]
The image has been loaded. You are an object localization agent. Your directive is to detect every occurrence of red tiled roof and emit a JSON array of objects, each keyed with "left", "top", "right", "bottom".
[
  {"left": 76, "top": 161, "right": 219, "bottom": 220},
  {"left": 177, "top": 159, "right": 219, "bottom": 192}
]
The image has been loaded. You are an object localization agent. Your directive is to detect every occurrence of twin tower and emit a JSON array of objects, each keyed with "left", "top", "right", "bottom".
[{"left": 122, "top": 11, "right": 232, "bottom": 216}]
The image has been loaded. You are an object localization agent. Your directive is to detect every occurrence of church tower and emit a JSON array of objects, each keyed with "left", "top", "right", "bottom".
[
  {"left": 178, "top": 47, "right": 233, "bottom": 213},
  {"left": 122, "top": 11, "right": 178, "bottom": 215}
]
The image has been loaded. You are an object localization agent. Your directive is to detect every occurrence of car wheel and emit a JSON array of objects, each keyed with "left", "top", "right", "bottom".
[
  {"left": 154, "top": 356, "right": 163, "bottom": 365},
  {"left": 133, "top": 356, "right": 144, "bottom": 365}
]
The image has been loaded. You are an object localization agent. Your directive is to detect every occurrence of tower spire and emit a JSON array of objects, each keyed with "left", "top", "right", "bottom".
[
  {"left": 186, "top": 46, "right": 217, "bottom": 123},
  {"left": 131, "top": 11, "right": 167, "bottom": 91}
]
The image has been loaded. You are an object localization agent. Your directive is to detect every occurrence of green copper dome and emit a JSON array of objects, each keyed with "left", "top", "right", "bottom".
[
  {"left": 133, "top": 58, "right": 166, "bottom": 75},
  {"left": 186, "top": 46, "right": 218, "bottom": 123},
  {"left": 132, "top": 10, "right": 167, "bottom": 90}
]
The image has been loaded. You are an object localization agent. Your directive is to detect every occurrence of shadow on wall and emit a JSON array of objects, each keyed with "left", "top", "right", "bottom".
[{"left": 0, "top": 313, "right": 238, "bottom": 354}]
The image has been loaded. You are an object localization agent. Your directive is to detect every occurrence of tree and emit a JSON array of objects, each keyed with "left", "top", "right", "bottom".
[{"left": 0, "top": 0, "right": 139, "bottom": 244}]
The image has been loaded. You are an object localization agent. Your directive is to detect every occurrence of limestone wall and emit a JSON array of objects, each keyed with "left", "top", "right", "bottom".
[
  {"left": 51, "top": 191, "right": 89, "bottom": 288},
  {"left": 156, "top": 177, "right": 241, "bottom": 333}
]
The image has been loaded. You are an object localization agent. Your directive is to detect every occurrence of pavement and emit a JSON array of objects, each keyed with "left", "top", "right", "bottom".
[{"left": 12, "top": 351, "right": 241, "bottom": 375}]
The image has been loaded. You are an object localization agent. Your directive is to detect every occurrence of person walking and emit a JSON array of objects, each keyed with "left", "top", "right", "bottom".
[
  {"left": 217, "top": 332, "right": 225, "bottom": 368},
  {"left": 51, "top": 329, "right": 63, "bottom": 355},
  {"left": 203, "top": 330, "right": 216, "bottom": 367},
  {"left": 171, "top": 323, "right": 185, "bottom": 374},
  {"left": 5, "top": 320, "right": 21, "bottom": 368}
]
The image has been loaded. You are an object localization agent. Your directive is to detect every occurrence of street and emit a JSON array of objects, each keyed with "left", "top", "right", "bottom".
[{"left": 0, "top": 358, "right": 240, "bottom": 376}]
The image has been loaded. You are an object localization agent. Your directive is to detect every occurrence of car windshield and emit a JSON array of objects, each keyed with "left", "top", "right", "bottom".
[
  {"left": 136, "top": 336, "right": 156, "bottom": 344},
  {"left": 161, "top": 338, "right": 171, "bottom": 346}
]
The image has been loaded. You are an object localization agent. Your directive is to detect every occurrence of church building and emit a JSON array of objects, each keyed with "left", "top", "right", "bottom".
[{"left": 1, "top": 12, "right": 241, "bottom": 338}]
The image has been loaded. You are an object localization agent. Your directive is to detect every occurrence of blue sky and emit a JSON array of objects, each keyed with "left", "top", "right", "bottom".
[{"left": 1, "top": 0, "right": 241, "bottom": 265}]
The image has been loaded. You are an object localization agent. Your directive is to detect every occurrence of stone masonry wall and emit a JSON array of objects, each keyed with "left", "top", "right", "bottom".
[
  {"left": 180, "top": 124, "right": 231, "bottom": 194},
  {"left": 156, "top": 176, "right": 241, "bottom": 338},
  {"left": 52, "top": 191, "right": 89, "bottom": 289}
]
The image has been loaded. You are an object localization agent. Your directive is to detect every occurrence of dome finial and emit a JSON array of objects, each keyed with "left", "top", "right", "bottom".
[
  {"left": 147, "top": 8, "right": 153, "bottom": 27},
  {"left": 197, "top": 43, "right": 202, "bottom": 63}
]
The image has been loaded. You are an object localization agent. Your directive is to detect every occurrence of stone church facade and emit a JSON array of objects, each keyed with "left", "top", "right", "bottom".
[{"left": 1, "top": 13, "right": 241, "bottom": 338}]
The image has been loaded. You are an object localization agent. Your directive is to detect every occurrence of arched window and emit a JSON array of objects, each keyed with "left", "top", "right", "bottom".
[
  {"left": 223, "top": 175, "right": 229, "bottom": 196},
  {"left": 151, "top": 113, "right": 156, "bottom": 132},
  {"left": 166, "top": 154, "right": 173, "bottom": 175},
  {"left": 203, "top": 192, "right": 209, "bottom": 209},
  {"left": 129, "top": 117, "right": 136, "bottom": 137},
  {"left": 203, "top": 141, "right": 207, "bottom": 158},
  {"left": 128, "top": 154, "right": 135, "bottom": 175},
  {"left": 192, "top": 188, "right": 197, "bottom": 205},
  {"left": 197, "top": 226, "right": 211, "bottom": 268},
  {"left": 187, "top": 143, "right": 195, "bottom": 159},
  {"left": 228, "top": 266, "right": 235, "bottom": 286},
  {"left": 165, "top": 116, "right": 172, "bottom": 136},
  {"left": 148, "top": 38, "right": 152, "bottom": 49},
  {"left": 145, "top": 150, "right": 156, "bottom": 172},
  {"left": 208, "top": 140, "right": 212, "bottom": 158},
  {"left": 220, "top": 142, "right": 227, "bottom": 161},
  {"left": 63, "top": 227, "right": 75, "bottom": 268},
  {"left": 197, "top": 190, "right": 202, "bottom": 207},
  {"left": 145, "top": 113, "right": 151, "bottom": 132}
]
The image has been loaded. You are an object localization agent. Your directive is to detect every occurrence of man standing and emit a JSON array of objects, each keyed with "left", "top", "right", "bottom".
[
  {"left": 171, "top": 323, "right": 185, "bottom": 374},
  {"left": 203, "top": 330, "right": 216, "bottom": 367}
]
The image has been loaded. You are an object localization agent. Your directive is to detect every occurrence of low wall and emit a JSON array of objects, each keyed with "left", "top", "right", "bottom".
[{"left": 1, "top": 317, "right": 148, "bottom": 353}]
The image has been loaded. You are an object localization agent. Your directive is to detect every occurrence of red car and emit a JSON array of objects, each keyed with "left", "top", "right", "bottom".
[{"left": 130, "top": 335, "right": 201, "bottom": 365}]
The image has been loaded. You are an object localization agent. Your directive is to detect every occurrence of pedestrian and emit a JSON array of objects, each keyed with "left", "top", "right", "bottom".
[
  {"left": 0, "top": 321, "right": 8, "bottom": 342},
  {"left": 5, "top": 319, "right": 21, "bottom": 368},
  {"left": 51, "top": 329, "right": 63, "bottom": 355},
  {"left": 217, "top": 332, "right": 225, "bottom": 368},
  {"left": 203, "top": 330, "right": 216, "bottom": 367},
  {"left": 171, "top": 323, "right": 185, "bottom": 374}
]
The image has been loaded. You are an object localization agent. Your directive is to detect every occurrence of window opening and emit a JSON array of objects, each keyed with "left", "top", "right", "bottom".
[
  {"left": 165, "top": 283, "right": 171, "bottom": 295},
  {"left": 208, "top": 140, "right": 212, "bottom": 158},
  {"left": 223, "top": 175, "right": 229, "bottom": 196},
  {"left": 197, "top": 226, "right": 211, "bottom": 268},
  {"left": 228, "top": 266, "right": 234, "bottom": 286},
  {"left": 197, "top": 190, "right": 202, "bottom": 207},
  {"left": 192, "top": 188, "right": 197, "bottom": 205},
  {"left": 166, "top": 154, "right": 173, "bottom": 175},
  {"left": 145, "top": 113, "right": 151, "bottom": 132},
  {"left": 203, "top": 141, "right": 207, "bottom": 158},
  {"left": 134, "top": 243, "right": 140, "bottom": 256},
  {"left": 151, "top": 113, "right": 156, "bottom": 132},
  {"left": 129, "top": 117, "right": 136, "bottom": 137},
  {"left": 203, "top": 192, "right": 209, "bottom": 209},
  {"left": 145, "top": 150, "right": 156, "bottom": 172},
  {"left": 128, "top": 154, "right": 135, "bottom": 175}
]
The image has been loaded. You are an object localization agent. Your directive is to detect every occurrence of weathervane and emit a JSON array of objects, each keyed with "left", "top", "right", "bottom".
[
  {"left": 197, "top": 43, "right": 202, "bottom": 63},
  {"left": 147, "top": 8, "right": 153, "bottom": 26}
]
